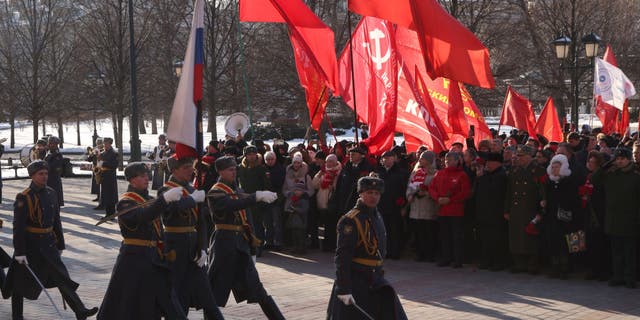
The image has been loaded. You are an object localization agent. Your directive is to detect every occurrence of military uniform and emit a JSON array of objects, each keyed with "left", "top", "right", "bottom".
[
  {"left": 98, "top": 186, "right": 186, "bottom": 320},
  {"left": 44, "top": 148, "right": 65, "bottom": 207},
  {"left": 327, "top": 199, "right": 407, "bottom": 320},
  {"left": 206, "top": 179, "right": 284, "bottom": 319},
  {"left": 99, "top": 146, "right": 119, "bottom": 216},
  {"left": 504, "top": 160, "right": 546, "bottom": 272},
  {"left": 158, "top": 177, "right": 224, "bottom": 319},
  {"left": 3, "top": 180, "right": 97, "bottom": 319}
]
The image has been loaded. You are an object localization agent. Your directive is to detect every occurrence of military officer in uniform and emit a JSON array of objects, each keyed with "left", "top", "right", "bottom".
[
  {"left": 87, "top": 137, "right": 104, "bottom": 201},
  {"left": 504, "top": 145, "right": 547, "bottom": 274},
  {"left": 3, "top": 160, "right": 98, "bottom": 320},
  {"left": 96, "top": 137, "right": 118, "bottom": 217},
  {"left": 44, "top": 136, "right": 65, "bottom": 207},
  {"left": 206, "top": 156, "right": 284, "bottom": 319},
  {"left": 327, "top": 176, "right": 407, "bottom": 320},
  {"left": 98, "top": 162, "right": 187, "bottom": 320},
  {"left": 158, "top": 155, "right": 224, "bottom": 319}
]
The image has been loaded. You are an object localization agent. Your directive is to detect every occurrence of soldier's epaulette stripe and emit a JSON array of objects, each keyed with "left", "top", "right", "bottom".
[
  {"left": 20, "top": 188, "right": 31, "bottom": 196},
  {"left": 345, "top": 209, "right": 360, "bottom": 219}
]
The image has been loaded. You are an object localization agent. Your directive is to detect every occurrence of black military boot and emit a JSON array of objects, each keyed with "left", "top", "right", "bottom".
[
  {"left": 59, "top": 286, "right": 98, "bottom": 319},
  {"left": 259, "top": 295, "right": 285, "bottom": 320},
  {"left": 11, "top": 295, "right": 23, "bottom": 320}
]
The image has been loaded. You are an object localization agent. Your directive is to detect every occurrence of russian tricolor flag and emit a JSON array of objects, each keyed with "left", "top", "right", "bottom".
[{"left": 168, "top": 0, "right": 204, "bottom": 159}]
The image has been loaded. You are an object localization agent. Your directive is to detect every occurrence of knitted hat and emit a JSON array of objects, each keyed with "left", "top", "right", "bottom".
[{"left": 292, "top": 152, "right": 303, "bottom": 163}]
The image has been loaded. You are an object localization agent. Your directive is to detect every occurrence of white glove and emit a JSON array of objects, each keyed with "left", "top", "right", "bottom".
[
  {"left": 15, "top": 256, "right": 28, "bottom": 265},
  {"left": 252, "top": 255, "right": 257, "bottom": 264},
  {"left": 255, "top": 191, "right": 277, "bottom": 203},
  {"left": 337, "top": 294, "right": 355, "bottom": 306},
  {"left": 162, "top": 187, "right": 184, "bottom": 203},
  {"left": 193, "top": 250, "right": 207, "bottom": 267},
  {"left": 190, "top": 190, "right": 206, "bottom": 203}
]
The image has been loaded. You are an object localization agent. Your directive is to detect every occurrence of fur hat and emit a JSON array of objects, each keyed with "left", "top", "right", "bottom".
[
  {"left": 27, "top": 160, "right": 48, "bottom": 176},
  {"left": 167, "top": 154, "right": 195, "bottom": 171},
  {"left": 614, "top": 147, "right": 632, "bottom": 159},
  {"left": 215, "top": 156, "right": 237, "bottom": 172},
  {"left": 357, "top": 176, "right": 384, "bottom": 193},
  {"left": 243, "top": 145, "right": 258, "bottom": 156},
  {"left": 484, "top": 152, "right": 503, "bottom": 163},
  {"left": 103, "top": 137, "right": 113, "bottom": 144},
  {"left": 325, "top": 154, "right": 338, "bottom": 163},
  {"left": 124, "top": 162, "right": 149, "bottom": 181},
  {"left": 292, "top": 152, "right": 303, "bottom": 163},
  {"left": 48, "top": 136, "right": 60, "bottom": 144},
  {"left": 547, "top": 154, "right": 571, "bottom": 181}
]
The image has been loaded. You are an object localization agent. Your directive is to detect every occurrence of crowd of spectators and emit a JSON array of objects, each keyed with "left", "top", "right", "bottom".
[{"left": 194, "top": 126, "right": 640, "bottom": 289}]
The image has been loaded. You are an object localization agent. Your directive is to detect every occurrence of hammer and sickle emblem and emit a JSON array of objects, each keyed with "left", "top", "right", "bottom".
[{"left": 365, "top": 28, "right": 391, "bottom": 70}]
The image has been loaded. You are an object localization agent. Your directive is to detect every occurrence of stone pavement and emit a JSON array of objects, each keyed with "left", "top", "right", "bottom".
[{"left": 0, "top": 178, "right": 638, "bottom": 319}]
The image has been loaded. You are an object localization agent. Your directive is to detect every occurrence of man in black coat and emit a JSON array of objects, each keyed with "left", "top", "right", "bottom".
[
  {"left": 206, "top": 156, "right": 284, "bottom": 319},
  {"left": 158, "top": 155, "right": 224, "bottom": 319},
  {"left": 474, "top": 152, "right": 509, "bottom": 271},
  {"left": 44, "top": 136, "right": 65, "bottom": 207},
  {"left": 98, "top": 162, "right": 187, "bottom": 320},
  {"left": 374, "top": 151, "right": 409, "bottom": 259},
  {"left": 325, "top": 146, "right": 373, "bottom": 251},
  {"left": 97, "top": 137, "right": 119, "bottom": 217},
  {"left": 3, "top": 161, "right": 97, "bottom": 320},
  {"left": 327, "top": 176, "right": 407, "bottom": 320}
]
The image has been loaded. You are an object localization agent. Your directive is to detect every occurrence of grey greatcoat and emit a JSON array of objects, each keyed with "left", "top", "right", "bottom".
[{"left": 504, "top": 161, "right": 547, "bottom": 255}]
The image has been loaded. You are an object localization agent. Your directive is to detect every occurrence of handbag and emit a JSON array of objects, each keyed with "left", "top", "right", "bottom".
[
  {"left": 557, "top": 207, "right": 572, "bottom": 222},
  {"left": 565, "top": 230, "right": 587, "bottom": 253}
]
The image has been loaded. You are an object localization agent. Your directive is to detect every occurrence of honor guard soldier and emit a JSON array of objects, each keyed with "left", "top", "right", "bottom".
[
  {"left": 96, "top": 137, "right": 119, "bottom": 217},
  {"left": 98, "top": 162, "right": 187, "bottom": 320},
  {"left": 44, "top": 136, "right": 65, "bottom": 207},
  {"left": 3, "top": 160, "right": 98, "bottom": 320},
  {"left": 206, "top": 156, "right": 285, "bottom": 319},
  {"left": 87, "top": 137, "right": 104, "bottom": 202},
  {"left": 327, "top": 176, "right": 407, "bottom": 320},
  {"left": 158, "top": 154, "right": 224, "bottom": 319}
]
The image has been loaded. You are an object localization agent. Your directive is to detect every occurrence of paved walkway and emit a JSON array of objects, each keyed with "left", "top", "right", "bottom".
[{"left": 0, "top": 178, "right": 638, "bottom": 319}]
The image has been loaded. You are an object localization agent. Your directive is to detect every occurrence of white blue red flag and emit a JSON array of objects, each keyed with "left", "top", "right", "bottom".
[{"left": 168, "top": 0, "right": 204, "bottom": 159}]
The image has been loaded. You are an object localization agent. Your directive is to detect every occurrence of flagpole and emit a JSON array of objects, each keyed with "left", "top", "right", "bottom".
[
  {"left": 346, "top": 11, "right": 359, "bottom": 143},
  {"left": 306, "top": 86, "right": 328, "bottom": 146}
]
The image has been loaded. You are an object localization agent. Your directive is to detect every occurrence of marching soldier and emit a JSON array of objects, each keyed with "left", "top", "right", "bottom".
[
  {"left": 96, "top": 137, "right": 118, "bottom": 217},
  {"left": 98, "top": 162, "right": 187, "bottom": 320},
  {"left": 44, "top": 136, "right": 65, "bottom": 207},
  {"left": 327, "top": 176, "right": 407, "bottom": 320},
  {"left": 3, "top": 160, "right": 98, "bottom": 320},
  {"left": 206, "top": 156, "right": 284, "bottom": 319},
  {"left": 158, "top": 154, "right": 224, "bottom": 319}
]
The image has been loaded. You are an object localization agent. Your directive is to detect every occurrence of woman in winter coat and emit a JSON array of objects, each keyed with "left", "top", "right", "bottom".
[
  {"left": 283, "top": 152, "right": 315, "bottom": 254},
  {"left": 406, "top": 151, "right": 438, "bottom": 262},
  {"left": 542, "top": 154, "right": 582, "bottom": 279},
  {"left": 312, "top": 153, "right": 342, "bottom": 249}
]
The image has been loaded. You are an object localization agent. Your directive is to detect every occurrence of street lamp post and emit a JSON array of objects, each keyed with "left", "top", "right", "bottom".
[
  {"left": 128, "top": 0, "right": 141, "bottom": 161},
  {"left": 552, "top": 32, "right": 601, "bottom": 128}
]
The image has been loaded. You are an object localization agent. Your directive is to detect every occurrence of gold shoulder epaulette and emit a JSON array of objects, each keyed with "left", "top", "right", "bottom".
[{"left": 345, "top": 209, "right": 360, "bottom": 219}]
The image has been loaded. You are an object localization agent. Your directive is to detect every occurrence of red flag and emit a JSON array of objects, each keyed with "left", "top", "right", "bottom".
[
  {"left": 395, "top": 62, "right": 448, "bottom": 153},
  {"left": 338, "top": 17, "right": 397, "bottom": 155},
  {"left": 290, "top": 34, "right": 329, "bottom": 130},
  {"left": 603, "top": 44, "right": 618, "bottom": 66},
  {"left": 240, "top": 0, "right": 339, "bottom": 93},
  {"left": 595, "top": 96, "right": 618, "bottom": 134},
  {"left": 349, "top": 0, "right": 495, "bottom": 88},
  {"left": 500, "top": 86, "right": 536, "bottom": 138},
  {"left": 618, "top": 101, "right": 630, "bottom": 134},
  {"left": 534, "top": 97, "right": 563, "bottom": 142},
  {"left": 447, "top": 80, "right": 469, "bottom": 137},
  {"left": 394, "top": 26, "right": 491, "bottom": 148}
]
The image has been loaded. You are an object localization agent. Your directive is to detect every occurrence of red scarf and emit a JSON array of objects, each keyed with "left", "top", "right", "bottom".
[{"left": 320, "top": 164, "right": 340, "bottom": 189}]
